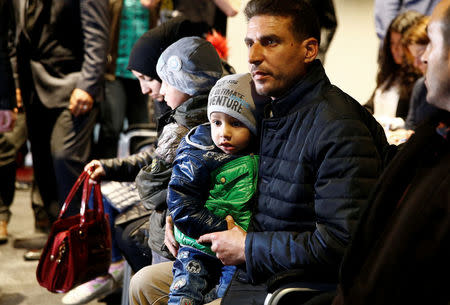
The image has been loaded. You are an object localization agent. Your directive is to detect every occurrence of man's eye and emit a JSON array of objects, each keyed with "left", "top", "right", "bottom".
[{"left": 262, "top": 38, "right": 277, "bottom": 46}]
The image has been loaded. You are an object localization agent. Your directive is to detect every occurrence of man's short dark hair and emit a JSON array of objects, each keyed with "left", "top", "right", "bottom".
[{"left": 244, "top": 0, "right": 321, "bottom": 45}]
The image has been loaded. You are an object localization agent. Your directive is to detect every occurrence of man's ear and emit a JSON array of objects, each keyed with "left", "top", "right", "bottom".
[{"left": 303, "top": 38, "right": 319, "bottom": 63}]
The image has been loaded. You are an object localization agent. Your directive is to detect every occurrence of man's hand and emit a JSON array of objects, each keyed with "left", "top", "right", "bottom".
[
  {"left": 84, "top": 160, "right": 106, "bottom": 182},
  {"left": 197, "top": 215, "right": 246, "bottom": 265},
  {"left": 0, "top": 110, "right": 17, "bottom": 132},
  {"left": 164, "top": 215, "right": 179, "bottom": 257},
  {"left": 69, "top": 88, "right": 94, "bottom": 117}
]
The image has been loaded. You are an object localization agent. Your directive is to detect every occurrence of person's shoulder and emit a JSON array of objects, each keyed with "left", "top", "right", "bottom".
[{"left": 316, "top": 85, "right": 367, "bottom": 121}]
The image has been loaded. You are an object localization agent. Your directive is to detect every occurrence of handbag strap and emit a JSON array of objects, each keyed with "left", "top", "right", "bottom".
[
  {"left": 58, "top": 171, "right": 105, "bottom": 224},
  {"left": 58, "top": 171, "right": 89, "bottom": 219},
  {"left": 79, "top": 178, "right": 105, "bottom": 226}
]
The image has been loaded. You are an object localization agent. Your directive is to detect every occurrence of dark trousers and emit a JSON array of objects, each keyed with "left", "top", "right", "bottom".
[
  {"left": 0, "top": 113, "right": 28, "bottom": 222},
  {"left": 115, "top": 216, "right": 153, "bottom": 273},
  {"left": 24, "top": 91, "right": 98, "bottom": 221},
  {"left": 96, "top": 77, "right": 149, "bottom": 158}
]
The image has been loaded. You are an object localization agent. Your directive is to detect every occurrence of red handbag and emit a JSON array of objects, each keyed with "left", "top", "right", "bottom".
[{"left": 36, "top": 171, "right": 112, "bottom": 293}]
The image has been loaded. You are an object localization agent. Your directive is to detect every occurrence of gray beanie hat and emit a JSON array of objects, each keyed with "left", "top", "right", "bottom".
[
  {"left": 208, "top": 73, "right": 257, "bottom": 135},
  {"left": 156, "top": 36, "right": 223, "bottom": 96}
]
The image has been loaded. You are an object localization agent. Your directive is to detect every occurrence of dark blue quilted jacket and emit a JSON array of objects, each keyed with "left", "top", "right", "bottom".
[{"left": 245, "top": 60, "right": 390, "bottom": 283}]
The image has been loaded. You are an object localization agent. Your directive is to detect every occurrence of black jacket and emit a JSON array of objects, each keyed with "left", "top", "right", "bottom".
[
  {"left": 245, "top": 60, "right": 390, "bottom": 283},
  {"left": 100, "top": 95, "right": 208, "bottom": 181},
  {"left": 334, "top": 112, "right": 450, "bottom": 305},
  {"left": 12, "top": 0, "right": 109, "bottom": 107}
]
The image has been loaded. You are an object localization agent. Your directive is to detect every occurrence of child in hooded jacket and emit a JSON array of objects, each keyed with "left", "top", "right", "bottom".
[{"left": 166, "top": 73, "right": 262, "bottom": 305}]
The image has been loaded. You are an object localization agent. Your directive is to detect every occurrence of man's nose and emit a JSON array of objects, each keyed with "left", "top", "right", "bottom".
[{"left": 248, "top": 43, "right": 263, "bottom": 65}]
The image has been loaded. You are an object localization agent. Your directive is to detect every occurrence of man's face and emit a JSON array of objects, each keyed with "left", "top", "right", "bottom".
[
  {"left": 422, "top": 3, "right": 450, "bottom": 111},
  {"left": 245, "top": 15, "right": 311, "bottom": 99}
]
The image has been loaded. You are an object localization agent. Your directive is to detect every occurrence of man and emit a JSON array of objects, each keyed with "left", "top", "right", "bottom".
[
  {"left": 10, "top": 0, "right": 109, "bottom": 245},
  {"left": 333, "top": 1, "right": 450, "bottom": 304},
  {"left": 129, "top": 1, "right": 389, "bottom": 304}
]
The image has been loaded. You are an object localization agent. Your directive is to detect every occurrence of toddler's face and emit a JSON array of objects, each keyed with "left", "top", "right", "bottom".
[
  {"left": 210, "top": 112, "right": 252, "bottom": 155},
  {"left": 159, "top": 81, "right": 190, "bottom": 110}
]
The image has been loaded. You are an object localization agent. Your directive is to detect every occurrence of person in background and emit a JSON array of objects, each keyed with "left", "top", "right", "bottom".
[
  {"left": 9, "top": 0, "right": 109, "bottom": 260},
  {"left": 365, "top": 11, "right": 424, "bottom": 142},
  {"left": 308, "top": 0, "right": 338, "bottom": 63},
  {"left": 129, "top": 1, "right": 390, "bottom": 304},
  {"left": 141, "top": 0, "right": 238, "bottom": 36},
  {"left": 374, "top": 0, "right": 440, "bottom": 41},
  {"left": 0, "top": 0, "right": 17, "bottom": 243},
  {"left": 404, "top": 16, "right": 444, "bottom": 130},
  {"left": 332, "top": 1, "right": 450, "bottom": 303},
  {"left": 95, "top": 0, "right": 158, "bottom": 159}
]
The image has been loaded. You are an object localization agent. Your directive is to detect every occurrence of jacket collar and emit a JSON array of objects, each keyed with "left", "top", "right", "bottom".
[
  {"left": 157, "top": 94, "right": 208, "bottom": 132},
  {"left": 270, "top": 60, "right": 331, "bottom": 118},
  {"left": 185, "top": 123, "right": 216, "bottom": 151}
]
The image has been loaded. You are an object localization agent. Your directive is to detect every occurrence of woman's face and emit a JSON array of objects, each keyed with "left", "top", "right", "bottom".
[
  {"left": 390, "top": 31, "right": 404, "bottom": 65},
  {"left": 407, "top": 43, "right": 428, "bottom": 74},
  {"left": 131, "top": 70, "right": 163, "bottom": 101}
]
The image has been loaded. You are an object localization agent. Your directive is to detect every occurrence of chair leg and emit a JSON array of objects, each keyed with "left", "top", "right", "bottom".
[{"left": 121, "top": 261, "right": 133, "bottom": 305}]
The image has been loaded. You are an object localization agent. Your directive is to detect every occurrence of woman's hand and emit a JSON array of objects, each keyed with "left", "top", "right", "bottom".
[{"left": 84, "top": 160, "right": 106, "bottom": 182}]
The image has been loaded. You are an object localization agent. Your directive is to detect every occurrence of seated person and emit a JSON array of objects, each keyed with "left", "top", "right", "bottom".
[
  {"left": 61, "top": 33, "right": 224, "bottom": 305},
  {"left": 403, "top": 16, "right": 444, "bottom": 130},
  {"left": 167, "top": 73, "right": 261, "bottom": 305},
  {"left": 365, "top": 11, "right": 424, "bottom": 139}
]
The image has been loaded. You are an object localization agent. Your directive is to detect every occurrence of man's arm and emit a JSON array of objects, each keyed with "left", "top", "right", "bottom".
[
  {"left": 70, "top": 0, "right": 109, "bottom": 116},
  {"left": 245, "top": 115, "right": 385, "bottom": 283}
]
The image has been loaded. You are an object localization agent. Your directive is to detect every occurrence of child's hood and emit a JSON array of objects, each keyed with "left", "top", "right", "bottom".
[{"left": 184, "top": 123, "right": 215, "bottom": 151}]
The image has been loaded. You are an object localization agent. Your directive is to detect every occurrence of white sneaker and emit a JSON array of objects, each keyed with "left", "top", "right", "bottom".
[
  {"left": 61, "top": 276, "right": 115, "bottom": 305},
  {"left": 108, "top": 260, "right": 125, "bottom": 284}
]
